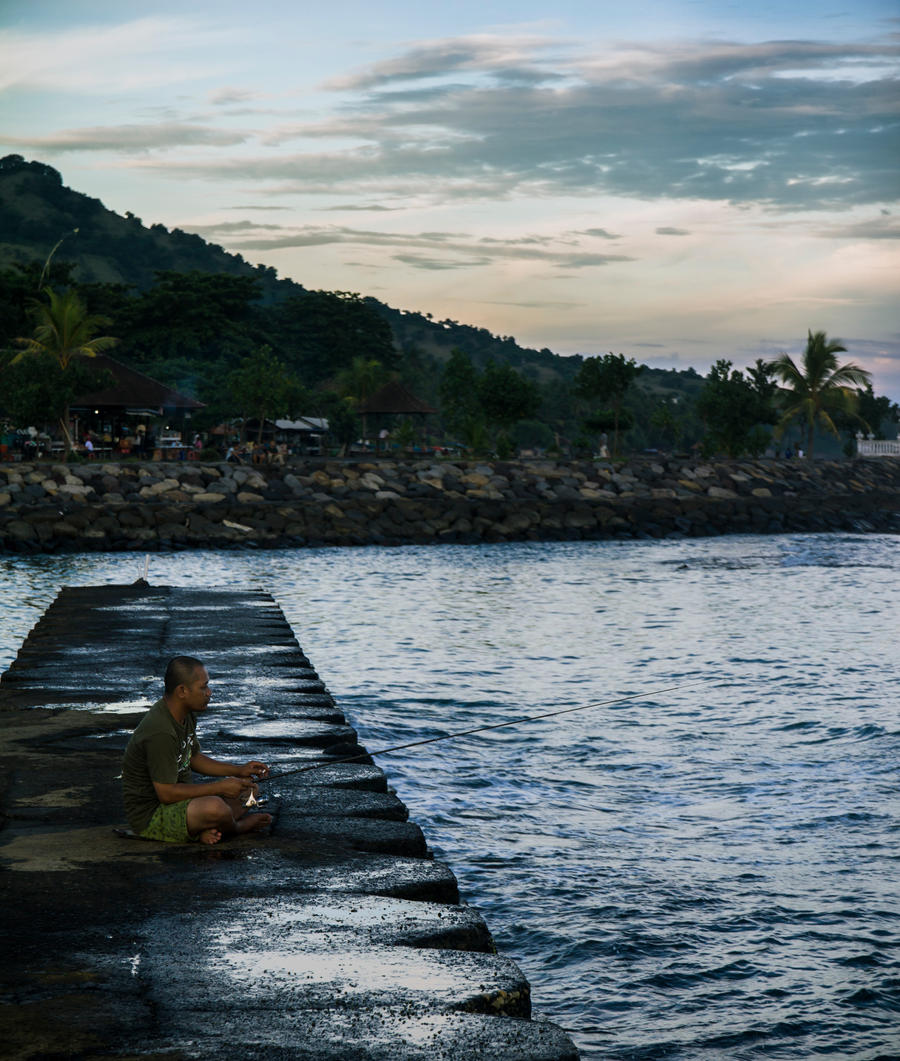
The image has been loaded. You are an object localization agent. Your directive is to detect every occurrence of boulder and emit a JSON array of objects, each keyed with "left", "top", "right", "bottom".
[{"left": 7, "top": 520, "right": 37, "bottom": 541}]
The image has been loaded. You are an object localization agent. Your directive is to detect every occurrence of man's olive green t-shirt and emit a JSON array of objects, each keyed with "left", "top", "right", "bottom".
[{"left": 122, "top": 698, "right": 200, "bottom": 832}]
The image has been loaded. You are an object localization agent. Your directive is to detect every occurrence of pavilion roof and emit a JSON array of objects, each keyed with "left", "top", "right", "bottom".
[
  {"left": 70, "top": 355, "right": 205, "bottom": 412},
  {"left": 357, "top": 380, "right": 436, "bottom": 415}
]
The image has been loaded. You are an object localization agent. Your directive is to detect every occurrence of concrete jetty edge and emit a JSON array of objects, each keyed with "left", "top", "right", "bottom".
[{"left": 0, "top": 583, "right": 580, "bottom": 1060}]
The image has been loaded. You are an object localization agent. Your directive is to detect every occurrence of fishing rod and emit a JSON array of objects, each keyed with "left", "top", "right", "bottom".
[{"left": 256, "top": 679, "right": 702, "bottom": 784}]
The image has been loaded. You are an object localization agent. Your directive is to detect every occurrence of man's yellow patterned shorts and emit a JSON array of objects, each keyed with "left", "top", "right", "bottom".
[{"left": 140, "top": 800, "right": 192, "bottom": 843}]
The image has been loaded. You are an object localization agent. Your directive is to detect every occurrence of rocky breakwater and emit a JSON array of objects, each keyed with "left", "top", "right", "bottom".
[{"left": 1, "top": 456, "right": 899, "bottom": 552}]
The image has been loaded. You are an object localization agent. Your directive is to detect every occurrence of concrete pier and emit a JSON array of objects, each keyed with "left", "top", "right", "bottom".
[{"left": 0, "top": 583, "right": 579, "bottom": 1060}]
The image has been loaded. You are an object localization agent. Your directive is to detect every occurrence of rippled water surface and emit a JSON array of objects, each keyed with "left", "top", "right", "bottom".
[{"left": 2, "top": 535, "right": 898, "bottom": 1060}]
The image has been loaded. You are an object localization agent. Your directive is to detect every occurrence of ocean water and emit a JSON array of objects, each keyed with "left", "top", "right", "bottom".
[{"left": 1, "top": 534, "right": 898, "bottom": 1060}]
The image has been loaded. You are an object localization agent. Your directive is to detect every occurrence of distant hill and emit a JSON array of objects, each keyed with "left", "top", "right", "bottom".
[
  {"left": 0, "top": 154, "right": 293, "bottom": 297},
  {"left": 4, "top": 157, "right": 893, "bottom": 455},
  {"left": 0, "top": 154, "right": 713, "bottom": 451},
  {"left": 0, "top": 154, "right": 575, "bottom": 375}
]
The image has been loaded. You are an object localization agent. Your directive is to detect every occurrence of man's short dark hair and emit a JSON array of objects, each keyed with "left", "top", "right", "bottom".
[{"left": 165, "top": 656, "right": 205, "bottom": 695}]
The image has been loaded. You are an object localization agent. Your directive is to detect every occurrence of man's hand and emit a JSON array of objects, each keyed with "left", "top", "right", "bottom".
[
  {"left": 237, "top": 761, "right": 269, "bottom": 780},
  {"left": 219, "top": 776, "right": 253, "bottom": 798}
]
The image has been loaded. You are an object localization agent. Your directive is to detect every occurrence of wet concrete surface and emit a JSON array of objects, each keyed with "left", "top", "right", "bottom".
[{"left": 0, "top": 583, "right": 579, "bottom": 1060}]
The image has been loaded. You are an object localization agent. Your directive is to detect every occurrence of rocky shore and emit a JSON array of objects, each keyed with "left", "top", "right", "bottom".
[{"left": 1, "top": 455, "right": 898, "bottom": 552}]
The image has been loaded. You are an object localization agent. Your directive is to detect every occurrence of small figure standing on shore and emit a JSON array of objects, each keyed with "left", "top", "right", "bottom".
[{"left": 122, "top": 656, "right": 272, "bottom": 845}]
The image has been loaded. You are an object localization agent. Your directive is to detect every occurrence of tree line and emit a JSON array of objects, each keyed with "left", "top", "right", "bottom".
[{"left": 1, "top": 260, "right": 896, "bottom": 459}]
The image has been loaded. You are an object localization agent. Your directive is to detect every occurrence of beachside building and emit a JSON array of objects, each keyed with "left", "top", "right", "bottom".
[
  {"left": 68, "top": 355, "right": 204, "bottom": 455},
  {"left": 856, "top": 432, "right": 900, "bottom": 456},
  {"left": 357, "top": 381, "right": 436, "bottom": 452}
]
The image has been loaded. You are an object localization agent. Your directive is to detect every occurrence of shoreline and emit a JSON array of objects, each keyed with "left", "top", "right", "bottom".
[{"left": 1, "top": 455, "right": 898, "bottom": 552}]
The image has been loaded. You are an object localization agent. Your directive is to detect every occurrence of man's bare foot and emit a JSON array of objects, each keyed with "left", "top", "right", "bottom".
[
  {"left": 198, "top": 827, "right": 223, "bottom": 845},
  {"left": 236, "top": 812, "right": 272, "bottom": 835}
]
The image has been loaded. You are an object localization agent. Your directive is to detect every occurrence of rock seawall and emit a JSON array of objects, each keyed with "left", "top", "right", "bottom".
[{"left": 1, "top": 456, "right": 898, "bottom": 552}]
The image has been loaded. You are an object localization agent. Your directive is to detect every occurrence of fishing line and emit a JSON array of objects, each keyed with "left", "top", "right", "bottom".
[{"left": 257, "top": 679, "right": 702, "bottom": 783}]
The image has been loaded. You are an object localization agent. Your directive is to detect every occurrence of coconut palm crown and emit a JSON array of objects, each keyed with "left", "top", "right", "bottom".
[
  {"left": 13, "top": 287, "right": 118, "bottom": 450},
  {"left": 766, "top": 330, "right": 871, "bottom": 458}
]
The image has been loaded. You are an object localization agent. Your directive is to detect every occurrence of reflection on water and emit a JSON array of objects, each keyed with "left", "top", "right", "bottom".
[
  {"left": 1, "top": 533, "right": 898, "bottom": 1060},
  {"left": 49, "top": 700, "right": 152, "bottom": 714}
]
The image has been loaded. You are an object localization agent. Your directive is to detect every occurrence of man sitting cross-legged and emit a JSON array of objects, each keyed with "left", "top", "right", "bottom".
[{"left": 122, "top": 655, "right": 273, "bottom": 845}]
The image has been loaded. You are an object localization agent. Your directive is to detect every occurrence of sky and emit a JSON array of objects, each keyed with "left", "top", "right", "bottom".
[{"left": 2, "top": 0, "right": 899, "bottom": 401}]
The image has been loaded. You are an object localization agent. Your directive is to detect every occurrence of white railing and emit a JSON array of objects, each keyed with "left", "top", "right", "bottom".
[{"left": 857, "top": 437, "right": 900, "bottom": 456}]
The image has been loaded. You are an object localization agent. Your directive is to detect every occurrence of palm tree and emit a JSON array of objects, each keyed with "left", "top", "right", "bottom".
[
  {"left": 336, "top": 356, "right": 385, "bottom": 405},
  {"left": 13, "top": 288, "right": 118, "bottom": 452},
  {"left": 336, "top": 357, "right": 385, "bottom": 444},
  {"left": 766, "top": 330, "right": 871, "bottom": 458}
]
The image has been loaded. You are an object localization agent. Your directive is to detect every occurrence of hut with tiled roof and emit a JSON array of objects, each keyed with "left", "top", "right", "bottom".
[
  {"left": 69, "top": 355, "right": 204, "bottom": 455},
  {"left": 71, "top": 355, "right": 204, "bottom": 418}
]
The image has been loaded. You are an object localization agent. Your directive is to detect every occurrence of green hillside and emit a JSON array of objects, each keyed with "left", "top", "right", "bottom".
[
  {"left": 0, "top": 155, "right": 743, "bottom": 453},
  {"left": 3, "top": 155, "right": 889, "bottom": 457},
  {"left": 0, "top": 154, "right": 574, "bottom": 378},
  {"left": 0, "top": 154, "right": 286, "bottom": 293}
]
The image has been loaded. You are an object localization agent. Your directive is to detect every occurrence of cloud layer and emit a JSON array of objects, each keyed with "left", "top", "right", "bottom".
[
  {"left": 7, "top": 30, "right": 898, "bottom": 213},
  {"left": 291, "top": 35, "right": 900, "bottom": 210},
  {"left": 184, "top": 220, "right": 633, "bottom": 271}
]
